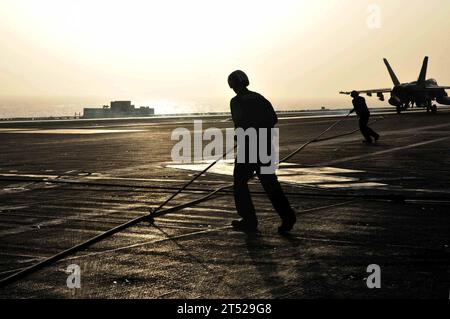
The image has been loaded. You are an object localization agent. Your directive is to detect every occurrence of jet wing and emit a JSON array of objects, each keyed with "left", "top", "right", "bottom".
[
  {"left": 340, "top": 89, "right": 391, "bottom": 96},
  {"left": 424, "top": 86, "right": 450, "bottom": 90},
  {"left": 410, "top": 86, "right": 450, "bottom": 93}
]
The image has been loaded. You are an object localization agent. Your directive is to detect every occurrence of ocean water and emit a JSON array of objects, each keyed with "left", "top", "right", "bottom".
[
  {"left": 0, "top": 96, "right": 103, "bottom": 118},
  {"left": 0, "top": 96, "right": 352, "bottom": 118},
  {"left": 0, "top": 96, "right": 231, "bottom": 118}
]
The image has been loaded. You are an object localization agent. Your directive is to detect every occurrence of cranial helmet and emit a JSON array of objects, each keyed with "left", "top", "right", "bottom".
[{"left": 228, "top": 70, "right": 250, "bottom": 89}]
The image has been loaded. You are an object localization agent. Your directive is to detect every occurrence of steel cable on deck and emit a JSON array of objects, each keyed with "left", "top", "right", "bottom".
[
  {"left": 150, "top": 112, "right": 352, "bottom": 218},
  {"left": 0, "top": 200, "right": 355, "bottom": 282}
]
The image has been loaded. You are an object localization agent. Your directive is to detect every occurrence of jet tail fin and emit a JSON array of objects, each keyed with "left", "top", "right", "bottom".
[
  {"left": 418, "top": 56, "right": 428, "bottom": 82},
  {"left": 383, "top": 58, "right": 400, "bottom": 86}
]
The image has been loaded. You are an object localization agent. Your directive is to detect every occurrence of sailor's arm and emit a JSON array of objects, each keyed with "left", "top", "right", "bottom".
[
  {"left": 230, "top": 99, "right": 238, "bottom": 128},
  {"left": 262, "top": 96, "right": 278, "bottom": 127},
  {"left": 350, "top": 99, "right": 357, "bottom": 113},
  {"left": 230, "top": 98, "right": 244, "bottom": 129}
]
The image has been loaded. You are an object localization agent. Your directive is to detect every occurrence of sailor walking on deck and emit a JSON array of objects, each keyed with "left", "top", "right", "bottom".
[
  {"left": 350, "top": 91, "right": 380, "bottom": 144},
  {"left": 228, "top": 70, "right": 296, "bottom": 234}
]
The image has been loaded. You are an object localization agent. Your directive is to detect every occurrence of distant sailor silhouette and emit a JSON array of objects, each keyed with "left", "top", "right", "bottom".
[
  {"left": 350, "top": 91, "right": 380, "bottom": 144},
  {"left": 228, "top": 70, "right": 296, "bottom": 233}
]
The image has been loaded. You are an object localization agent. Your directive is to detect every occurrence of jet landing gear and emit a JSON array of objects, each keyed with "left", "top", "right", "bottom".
[
  {"left": 431, "top": 105, "right": 437, "bottom": 114},
  {"left": 396, "top": 103, "right": 410, "bottom": 114},
  {"left": 426, "top": 101, "right": 437, "bottom": 114}
]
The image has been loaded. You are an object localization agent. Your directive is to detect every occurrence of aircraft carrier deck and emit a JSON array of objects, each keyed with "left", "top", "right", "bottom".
[{"left": 0, "top": 109, "right": 449, "bottom": 299}]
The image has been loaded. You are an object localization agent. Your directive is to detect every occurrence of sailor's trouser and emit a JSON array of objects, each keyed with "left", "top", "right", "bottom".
[
  {"left": 359, "top": 114, "right": 379, "bottom": 142},
  {"left": 233, "top": 162, "right": 295, "bottom": 226}
]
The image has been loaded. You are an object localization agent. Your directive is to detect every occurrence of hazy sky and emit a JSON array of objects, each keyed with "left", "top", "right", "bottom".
[{"left": 0, "top": 0, "right": 449, "bottom": 116}]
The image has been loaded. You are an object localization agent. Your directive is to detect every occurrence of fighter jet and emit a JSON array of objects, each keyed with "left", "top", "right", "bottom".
[{"left": 340, "top": 57, "right": 450, "bottom": 114}]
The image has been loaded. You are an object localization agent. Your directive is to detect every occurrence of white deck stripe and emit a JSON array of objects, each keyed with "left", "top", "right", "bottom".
[{"left": 321, "top": 136, "right": 450, "bottom": 166}]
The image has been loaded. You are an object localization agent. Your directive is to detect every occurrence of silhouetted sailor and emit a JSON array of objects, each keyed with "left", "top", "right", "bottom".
[
  {"left": 350, "top": 91, "right": 380, "bottom": 144},
  {"left": 228, "top": 70, "right": 296, "bottom": 234}
]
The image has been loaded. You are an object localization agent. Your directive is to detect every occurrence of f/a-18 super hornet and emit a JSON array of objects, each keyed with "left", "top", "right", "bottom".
[{"left": 340, "top": 57, "right": 450, "bottom": 114}]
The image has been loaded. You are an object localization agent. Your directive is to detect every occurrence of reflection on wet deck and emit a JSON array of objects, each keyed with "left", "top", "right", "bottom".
[
  {"left": 167, "top": 160, "right": 387, "bottom": 189},
  {"left": 0, "top": 129, "right": 146, "bottom": 134}
]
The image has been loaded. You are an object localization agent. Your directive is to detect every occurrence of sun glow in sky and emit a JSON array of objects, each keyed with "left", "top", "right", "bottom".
[{"left": 0, "top": 0, "right": 449, "bottom": 116}]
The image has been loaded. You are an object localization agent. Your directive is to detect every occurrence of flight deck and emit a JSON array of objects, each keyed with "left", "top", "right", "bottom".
[{"left": 0, "top": 110, "right": 449, "bottom": 298}]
